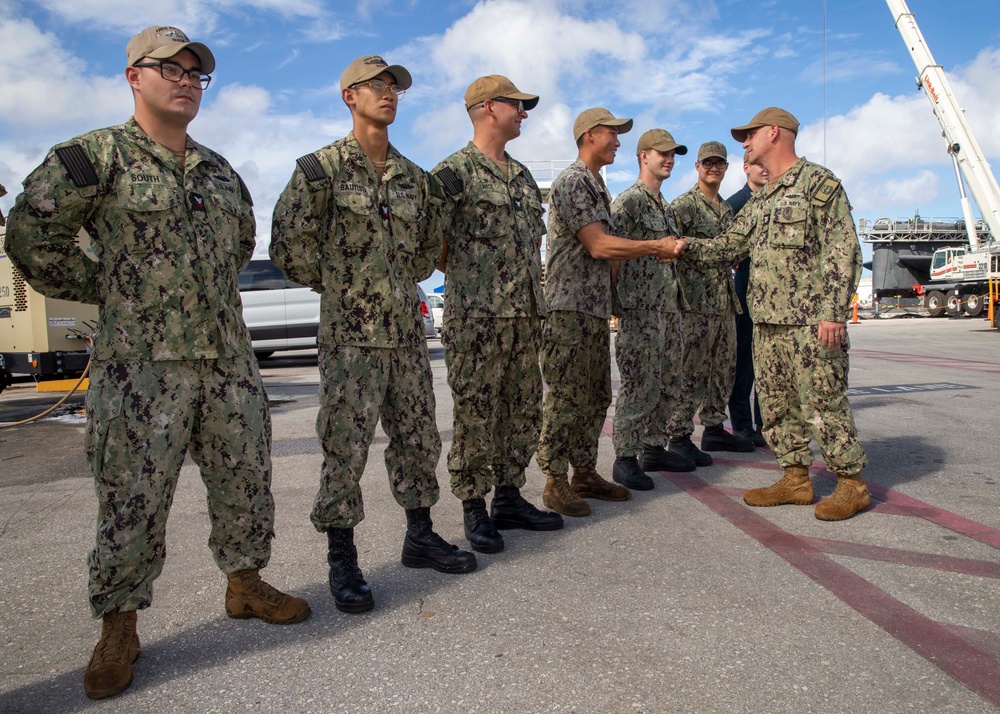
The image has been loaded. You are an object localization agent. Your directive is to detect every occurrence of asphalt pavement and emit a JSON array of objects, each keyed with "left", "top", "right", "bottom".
[{"left": 1, "top": 314, "right": 998, "bottom": 713}]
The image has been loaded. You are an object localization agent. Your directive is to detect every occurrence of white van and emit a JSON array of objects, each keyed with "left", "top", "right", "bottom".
[{"left": 238, "top": 258, "right": 436, "bottom": 359}]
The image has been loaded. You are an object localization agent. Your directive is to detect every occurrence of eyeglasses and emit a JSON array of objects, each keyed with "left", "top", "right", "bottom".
[
  {"left": 700, "top": 159, "right": 729, "bottom": 169},
  {"left": 490, "top": 97, "right": 525, "bottom": 113},
  {"left": 134, "top": 61, "right": 211, "bottom": 90},
  {"left": 352, "top": 79, "right": 406, "bottom": 99}
]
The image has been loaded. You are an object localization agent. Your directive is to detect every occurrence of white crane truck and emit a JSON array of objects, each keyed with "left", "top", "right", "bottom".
[{"left": 868, "top": 0, "right": 1000, "bottom": 323}]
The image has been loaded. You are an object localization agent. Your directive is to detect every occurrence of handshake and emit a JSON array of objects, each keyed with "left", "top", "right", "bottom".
[{"left": 653, "top": 235, "right": 687, "bottom": 262}]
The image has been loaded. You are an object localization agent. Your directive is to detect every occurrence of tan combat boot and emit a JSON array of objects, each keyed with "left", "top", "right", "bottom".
[
  {"left": 225, "top": 569, "right": 312, "bottom": 625},
  {"left": 543, "top": 474, "right": 592, "bottom": 517},
  {"left": 571, "top": 465, "right": 631, "bottom": 502},
  {"left": 815, "top": 474, "right": 871, "bottom": 521},
  {"left": 743, "top": 465, "right": 814, "bottom": 507},
  {"left": 83, "top": 611, "right": 140, "bottom": 700}
]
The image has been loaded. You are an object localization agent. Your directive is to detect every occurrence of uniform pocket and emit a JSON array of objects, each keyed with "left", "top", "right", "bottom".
[
  {"left": 473, "top": 191, "right": 511, "bottom": 239},
  {"left": 84, "top": 376, "right": 123, "bottom": 478},
  {"left": 333, "top": 191, "right": 375, "bottom": 249},
  {"left": 114, "top": 182, "right": 184, "bottom": 252},
  {"left": 770, "top": 200, "right": 807, "bottom": 248}
]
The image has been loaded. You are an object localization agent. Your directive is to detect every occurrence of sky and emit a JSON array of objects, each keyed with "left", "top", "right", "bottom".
[{"left": 2, "top": 0, "right": 1000, "bottom": 292}]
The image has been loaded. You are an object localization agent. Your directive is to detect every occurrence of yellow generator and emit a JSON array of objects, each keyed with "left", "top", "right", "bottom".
[{"left": 0, "top": 226, "right": 98, "bottom": 390}]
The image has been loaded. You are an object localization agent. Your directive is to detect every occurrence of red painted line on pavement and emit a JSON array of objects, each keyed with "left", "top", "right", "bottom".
[
  {"left": 812, "top": 465, "right": 1000, "bottom": 551},
  {"left": 801, "top": 537, "right": 1000, "bottom": 579},
  {"left": 664, "top": 471, "right": 1000, "bottom": 708}
]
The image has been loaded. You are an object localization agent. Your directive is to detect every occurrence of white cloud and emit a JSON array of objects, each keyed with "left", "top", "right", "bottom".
[{"left": 28, "top": 0, "right": 324, "bottom": 35}]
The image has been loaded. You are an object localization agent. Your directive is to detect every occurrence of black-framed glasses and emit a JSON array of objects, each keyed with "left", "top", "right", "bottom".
[
  {"left": 700, "top": 159, "right": 729, "bottom": 169},
  {"left": 352, "top": 79, "right": 406, "bottom": 99},
  {"left": 134, "top": 61, "right": 211, "bottom": 90},
  {"left": 490, "top": 97, "right": 525, "bottom": 113}
]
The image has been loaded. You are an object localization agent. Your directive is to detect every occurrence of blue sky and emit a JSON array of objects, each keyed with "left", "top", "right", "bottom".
[{"left": 2, "top": 0, "right": 1000, "bottom": 292}]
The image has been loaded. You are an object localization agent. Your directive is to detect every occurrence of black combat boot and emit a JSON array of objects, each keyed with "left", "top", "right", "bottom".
[
  {"left": 490, "top": 486, "right": 564, "bottom": 531},
  {"left": 326, "top": 527, "right": 374, "bottom": 613},
  {"left": 462, "top": 498, "right": 504, "bottom": 553},
  {"left": 701, "top": 425, "right": 755, "bottom": 453},
  {"left": 402, "top": 507, "right": 478, "bottom": 574},
  {"left": 612, "top": 456, "right": 654, "bottom": 490},
  {"left": 640, "top": 444, "right": 696, "bottom": 473},
  {"left": 668, "top": 435, "right": 713, "bottom": 466}
]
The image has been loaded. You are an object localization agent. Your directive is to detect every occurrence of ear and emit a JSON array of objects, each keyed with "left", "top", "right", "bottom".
[
  {"left": 125, "top": 66, "right": 142, "bottom": 91},
  {"left": 342, "top": 87, "right": 355, "bottom": 108}
]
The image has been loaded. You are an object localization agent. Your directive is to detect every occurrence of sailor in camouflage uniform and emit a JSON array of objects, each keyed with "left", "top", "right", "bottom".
[
  {"left": 537, "top": 108, "right": 686, "bottom": 516},
  {"left": 609, "top": 129, "right": 696, "bottom": 489},
  {"left": 5, "top": 26, "right": 310, "bottom": 701},
  {"left": 669, "top": 142, "right": 755, "bottom": 465},
  {"left": 431, "top": 76, "right": 563, "bottom": 553},
  {"left": 683, "top": 107, "right": 869, "bottom": 521},
  {"left": 270, "top": 55, "right": 476, "bottom": 615}
]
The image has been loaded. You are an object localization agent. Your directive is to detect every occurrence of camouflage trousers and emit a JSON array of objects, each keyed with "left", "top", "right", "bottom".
[
  {"left": 667, "top": 312, "right": 736, "bottom": 438},
  {"left": 612, "top": 309, "right": 683, "bottom": 456},
  {"left": 444, "top": 316, "right": 541, "bottom": 500},
  {"left": 536, "top": 311, "right": 611, "bottom": 476},
  {"left": 85, "top": 354, "right": 274, "bottom": 617},
  {"left": 754, "top": 323, "right": 868, "bottom": 474},
  {"left": 312, "top": 341, "right": 441, "bottom": 531}
]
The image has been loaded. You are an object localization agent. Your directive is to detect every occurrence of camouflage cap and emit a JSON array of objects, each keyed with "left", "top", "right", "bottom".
[
  {"left": 636, "top": 128, "right": 687, "bottom": 156},
  {"left": 573, "top": 108, "right": 633, "bottom": 142},
  {"left": 731, "top": 107, "right": 800, "bottom": 142},
  {"left": 465, "top": 75, "right": 539, "bottom": 110},
  {"left": 340, "top": 55, "right": 413, "bottom": 91},
  {"left": 126, "top": 26, "right": 215, "bottom": 74},
  {"left": 697, "top": 141, "right": 728, "bottom": 162}
]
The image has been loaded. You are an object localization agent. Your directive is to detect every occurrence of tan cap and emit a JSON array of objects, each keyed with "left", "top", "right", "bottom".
[
  {"left": 697, "top": 141, "right": 728, "bottom": 162},
  {"left": 465, "top": 75, "right": 539, "bottom": 111},
  {"left": 340, "top": 55, "right": 412, "bottom": 91},
  {"left": 731, "top": 107, "right": 800, "bottom": 142},
  {"left": 573, "top": 108, "right": 633, "bottom": 142},
  {"left": 636, "top": 129, "right": 687, "bottom": 156},
  {"left": 126, "top": 26, "right": 215, "bottom": 74}
]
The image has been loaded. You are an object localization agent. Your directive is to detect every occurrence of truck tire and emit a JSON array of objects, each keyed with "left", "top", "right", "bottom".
[
  {"left": 964, "top": 293, "right": 984, "bottom": 317},
  {"left": 945, "top": 294, "right": 961, "bottom": 317},
  {"left": 925, "top": 290, "right": 946, "bottom": 317},
  {"left": 254, "top": 351, "right": 274, "bottom": 361}
]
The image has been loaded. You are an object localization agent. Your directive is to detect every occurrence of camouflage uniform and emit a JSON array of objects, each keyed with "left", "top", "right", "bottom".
[
  {"left": 536, "top": 159, "right": 613, "bottom": 477},
  {"left": 270, "top": 132, "right": 443, "bottom": 530},
  {"left": 432, "top": 143, "right": 547, "bottom": 500},
  {"left": 609, "top": 180, "right": 685, "bottom": 457},
  {"left": 5, "top": 119, "right": 273, "bottom": 616},
  {"left": 668, "top": 186, "right": 739, "bottom": 437},
  {"left": 686, "top": 158, "right": 867, "bottom": 474},
  {"left": 1, "top": 183, "right": 7, "bottom": 225}
]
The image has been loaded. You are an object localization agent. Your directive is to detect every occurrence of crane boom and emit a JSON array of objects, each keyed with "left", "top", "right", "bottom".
[{"left": 886, "top": 0, "right": 1000, "bottom": 247}]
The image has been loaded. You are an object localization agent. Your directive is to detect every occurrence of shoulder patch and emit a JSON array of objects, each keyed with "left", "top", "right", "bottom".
[
  {"left": 296, "top": 153, "right": 327, "bottom": 182},
  {"left": 433, "top": 166, "right": 463, "bottom": 197},
  {"left": 812, "top": 177, "right": 840, "bottom": 206},
  {"left": 54, "top": 145, "right": 99, "bottom": 188},
  {"left": 235, "top": 172, "right": 253, "bottom": 207}
]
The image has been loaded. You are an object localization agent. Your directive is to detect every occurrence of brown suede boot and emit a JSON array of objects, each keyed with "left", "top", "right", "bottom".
[
  {"left": 815, "top": 474, "right": 871, "bottom": 521},
  {"left": 83, "top": 611, "right": 140, "bottom": 700},
  {"left": 571, "top": 466, "right": 631, "bottom": 502},
  {"left": 225, "top": 569, "right": 311, "bottom": 625},
  {"left": 743, "top": 465, "right": 814, "bottom": 507},
  {"left": 543, "top": 474, "right": 592, "bottom": 517}
]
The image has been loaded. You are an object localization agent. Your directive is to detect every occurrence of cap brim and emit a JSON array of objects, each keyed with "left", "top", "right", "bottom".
[
  {"left": 699, "top": 153, "right": 727, "bottom": 161},
  {"left": 731, "top": 123, "right": 761, "bottom": 143},
  {"left": 641, "top": 142, "right": 688, "bottom": 155},
  {"left": 143, "top": 41, "right": 216, "bottom": 74},
  {"left": 604, "top": 118, "right": 633, "bottom": 134},
  {"left": 498, "top": 91, "right": 539, "bottom": 111},
  {"left": 354, "top": 64, "right": 412, "bottom": 90}
]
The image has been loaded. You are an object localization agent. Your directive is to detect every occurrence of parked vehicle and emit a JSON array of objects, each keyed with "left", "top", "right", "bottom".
[
  {"left": 417, "top": 285, "right": 436, "bottom": 338},
  {"left": 238, "top": 257, "right": 320, "bottom": 359},
  {"left": 426, "top": 293, "right": 444, "bottom": 333}
]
